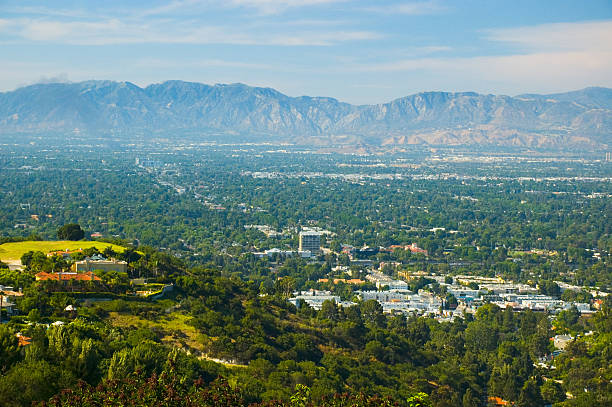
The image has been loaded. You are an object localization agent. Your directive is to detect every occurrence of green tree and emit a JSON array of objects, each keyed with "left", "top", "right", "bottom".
[
  {"left": 290, "top": 384, "right": 311, "bottom": 407},
  {"left": 464, "top": 320, "right": 498, "bottom": 352},
  {"left": 275, "top": 277, "right": 296, "bottom": 298},
  {"left": 555, "top": 305, "right": 581, "bottom": 333},
  {"left": 0, "top": 360, "right": 64, "bottom": 407},
  {"left": 462, "top": 388, "right": 479, "bottom": 407},
  {"left": 0, "top": 326, "right": 19, "bottom": 372},
  {"left": 360, "top": 299, "right": 385, "bottom": 328},
  {"left": 530, "top": 317, "right": 551, "bottom": 357},
  {"left": 320, "top": 299, "right": 339, "bottom": 322},
  {"left": 540, "top": 380, "right": 565, "bottom": 405},
  {"left": 539, "top": 280, "right": 560, "bottom": 297},
  {"left": 364, "top": 340, "right": 385, "bottom": 361},
  {"left": 517, "top": 378, "right": 543, "bottom": 407},
  {"left": 57, "top": 223, "right": 85, "bottom": 241},
  {"left": 407, "top": 392, "right": 432, "bottom": 407},
  {"left": 27, "top": 308, "right": 42, "bottom": 323}
]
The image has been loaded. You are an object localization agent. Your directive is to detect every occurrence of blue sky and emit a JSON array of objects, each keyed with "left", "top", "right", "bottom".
[{"left": 1, "top": 0, "right": 612, "bottom": 104}]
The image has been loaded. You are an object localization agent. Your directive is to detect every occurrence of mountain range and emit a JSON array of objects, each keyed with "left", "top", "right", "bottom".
[{"left": 1, "top": 80, "right": 611, "bottom": 148}]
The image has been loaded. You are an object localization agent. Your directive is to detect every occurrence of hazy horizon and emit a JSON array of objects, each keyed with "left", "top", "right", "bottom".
[{"left": 1, "top": 0, "right": 611, "bottom": 104}]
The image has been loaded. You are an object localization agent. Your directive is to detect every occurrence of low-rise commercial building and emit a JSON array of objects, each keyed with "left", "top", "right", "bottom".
[
  {"left": 289, "top": 290, "right": 339, "bottom": 310},
  {"left": 72, "top": 258, "right": 127, "bottom": 273}
]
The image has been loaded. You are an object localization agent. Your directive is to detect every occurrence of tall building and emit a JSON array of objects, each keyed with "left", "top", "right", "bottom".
[{"left": 299, "top": 231, "right": 321, "bottom": 255}]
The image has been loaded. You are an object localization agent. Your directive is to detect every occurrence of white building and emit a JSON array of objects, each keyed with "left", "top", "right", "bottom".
[
  {"left": 299, "top": 231, "right": 321, "bottom": 255},
  {"left": 359, "top": 290, "right": 414, "bottom": 302},
  {"left": 72, "top": 258, "right": 127, "bottom": 273},
  {"left": 448, "top": 288, "right": 480, "bottom": 301},
  {"left": 253, "top": 249, "right": 313, "bottom": 258},
  {"left": 289, "top": 290, "right": 339, "bottom": 310}
]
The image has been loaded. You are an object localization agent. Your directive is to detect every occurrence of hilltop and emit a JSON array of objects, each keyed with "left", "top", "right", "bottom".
[{"left": 0, "top": 240, "right": 125, "bottom": 263}]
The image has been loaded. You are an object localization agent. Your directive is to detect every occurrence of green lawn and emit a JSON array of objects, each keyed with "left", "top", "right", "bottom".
[{"left": 0, "top": 240, "right": 126, "bottom": 261}]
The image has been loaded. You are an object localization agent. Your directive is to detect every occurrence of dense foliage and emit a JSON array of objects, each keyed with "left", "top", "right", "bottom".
[
  {"left": 56, "top": 224, "right": 85, "bottom": 241},
  {"left": 38, "top": 375, "right": 416, "bottom": 407},
  {"left": 1, "top": 251, "right": 611, "bottom": 406}
]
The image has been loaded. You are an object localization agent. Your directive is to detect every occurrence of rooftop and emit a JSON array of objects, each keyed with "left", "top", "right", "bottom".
[{"left": 35, "top": 271, "right": 102, "bottom": 282}]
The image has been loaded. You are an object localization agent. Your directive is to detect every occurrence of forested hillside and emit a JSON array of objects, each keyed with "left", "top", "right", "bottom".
[{"left": 2, "top": 247, "right": 611, "bottom": 406}]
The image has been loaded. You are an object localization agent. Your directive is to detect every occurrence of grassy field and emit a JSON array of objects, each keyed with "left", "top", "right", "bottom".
[
  {"left": 0, "top": 240, "right": 126, "bottom": 262},
  {"left": 108, "top": 311, "right": 247, "bottom": 367},
  {"left": 109, "top": 311, "right": 205, "bottom": 352}
]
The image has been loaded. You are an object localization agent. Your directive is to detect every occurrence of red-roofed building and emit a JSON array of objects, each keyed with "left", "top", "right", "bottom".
[
  {"left": 407, "top": 243, "right": 428, "bottom": 255},
  {"left": 488, "top": 396, "right": 510, "bottom": 406},
  {"left": 0, "top": 289, "right": 23, "bottom": 297},
  {"left": 317, "top": 278, "right": 366, "bottom": 285},
  {"left": 35, "top": 271, "right": 101, "bottom": 282},
  {"left": 46, "top": 249, "right": 83, "bottom": 259},
  {"left": 16, "top": 333, "right": 31, "bottom": 347},
  {"left": 384, "top": 243, "right": 428, "bottom": 256}
]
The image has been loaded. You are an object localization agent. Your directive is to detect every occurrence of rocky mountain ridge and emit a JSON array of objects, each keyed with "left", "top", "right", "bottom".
[{"left": 0, "top": 80, "right": 610, "bottom": 148}]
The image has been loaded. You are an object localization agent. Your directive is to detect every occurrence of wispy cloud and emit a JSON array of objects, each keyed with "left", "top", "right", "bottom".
[
  {"left": 139, "top": 0, "right": 204, "bottom": 17},
  {"left": 228, "top": 0, "right": 349, "bottom": 15},
  {"left": 0, "top": 16, "right": 380, "bottom": 46},
  {"left": 138, "top": 0, "right": 350, "bottom": 16},
  {"left": 133, "top": 58, "right": 274, "bottom": 70},
  {"left": 0, "top": 18, "right": 11, "bottom": 30},
  {"left": 273, "top": 18, "right": 351, "bottom": 27},
  {"left": 349, "top": 20, "right": 612, "bottom": 94},
  {"left": 353, "top": 51, "right": 612, "bottom": 75},
  {"left": 0, "top": 61, "right": 112, "bottom": 91},
  {"left": 33, "top": 73, "right": 71, "bottom": 84},
  {"left": 230, "top": 0, "right": 346, "bottom": 6},
  {"left": 367, "top": 1, "right": 447, "bottom": 15},
  {"left": 484, "top": 20, "right": 612, "bottom": 52},
  {"left": 1, "top": 5, "right": 104, "bottom": 19},
  {"left": 0, "top": 0, "right": 373, "bottom": 46}
]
